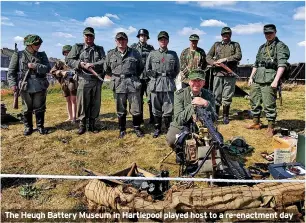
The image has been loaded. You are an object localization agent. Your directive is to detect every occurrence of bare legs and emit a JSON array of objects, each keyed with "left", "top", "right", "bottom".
[{"left": 65, "top": 96, "right": 77, "bottom": 121}]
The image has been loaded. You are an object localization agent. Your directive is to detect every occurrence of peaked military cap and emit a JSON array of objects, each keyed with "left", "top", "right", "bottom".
[
  {"left": 24, "top": 34, "right": 43, "bottom": 46},
  {"left": 263, "top": 24, "right": 277, "bottom": 33},
  {"left": 189, "top": 34, "right": 200, "bottom": 41},
  {"left": 221, "top": 27, "right": 232, "bottom": 35},
  {"left": 83, "top": 27, "right": 95, "bottom": 36},
  {"left": 158, "top": 31, "right": 169, "bottom": 40},
  {"left": 62, "top": 45, "right": 72, "bottom": 55},
  {"left": 116, "top": 32, "right": 128, "bottom": 40},
  {"left": 188, "top": 69, "right": 206, "bottom": 81}
]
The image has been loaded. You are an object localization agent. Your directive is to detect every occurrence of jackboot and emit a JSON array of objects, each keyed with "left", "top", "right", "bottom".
[
  {"left": 23, "top": 112, "right": 33, "bottom": 136},
  {"left": 267, "top": 121, "right": 275, "bottom": 138},
  {"left": 36, "top": 112, "right": 48, "bottom": 134},
  {"left": 164, "top": 116, "right": 172, "bottom": 131},
  {"left": 148, "top": 102, "right": 154, "bottom": 124},
  {"left": 215, "top": 105, "right": 220, "bottom": 117},
  {"left": 153, "top": 116, "right": 162, "bottom": 138},
  {"left": 78, "top": 118, "right": 86, "bottom": 135},
  {"left": 118, "top": 115, "right": 126, "bottom": 139},
  {"left": 246, "top": 117, "right": 261, "bottom": 130},
  {"left": 223, "top": 105, "right": 230, "bottom": 125},
  {"left": 89, "top": 118, "right": 99, "bottom": 133},
  {"left": 133, "top": 115, "right": 144, "bottom": 137}
]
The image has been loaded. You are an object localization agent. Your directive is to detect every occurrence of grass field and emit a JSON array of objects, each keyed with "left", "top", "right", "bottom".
[{"left": 1, "top": 82, "right": 305, "bottom": 210}]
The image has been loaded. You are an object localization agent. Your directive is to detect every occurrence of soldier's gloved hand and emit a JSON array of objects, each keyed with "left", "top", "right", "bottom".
[
  {"left": 217, "top": 58, "right": 227, "bottom": 63},
  {"left": 28, "top": 63, "right": 37, "bottom": 69},
  {"left": 248, "top": 78, "right": 253, "bottom": 86},
  {"left": 192, "top": 97, "right": 209, "bottom": 107},
  {"left": 11, "top": 86, "right": 17, "bottom": 92}
]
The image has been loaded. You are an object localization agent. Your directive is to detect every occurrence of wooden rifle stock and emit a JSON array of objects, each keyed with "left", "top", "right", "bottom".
[
  {"left": 87, "top": 67, "right": 104, "bottom": 82},
  {"left": 13, "top": 89, "right": 19, "bottom": 109},
  {"left": 219, "top": 63, "right": 239, "bottom": 78}
]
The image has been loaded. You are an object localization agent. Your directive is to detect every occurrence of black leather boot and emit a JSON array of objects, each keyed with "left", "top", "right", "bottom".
[
  {"left": 216, "top": 105, "right": 220, "bottom": 117},
  {"left": 36, "top": 112, "right": 48, "bottom": 134},
  {"left": 164, "top": 116, "right": 172, "bottom": 131},
  {"left": 23, "top": 112, "right": 33, "bottom": 136},
  {"left": 78, "top": 118, "right": 86, "bottom": 135},
  {"left": 89, "top": 118, "right": 99, "bottom": 133},
  {"left": 118, "top": 115, "right": 126, "bottom": 139},
  {"left": 133, "top": 115, "right": 144, "bottom": 137},
  {"left": 223, "top": 105, "right": 230, "bottom": 125},
  {"left": 153, "top": 116, "right": 162, "bottom": 138},
  {"left": 148, "top": 102, "right": 154, "bottom": 124}
]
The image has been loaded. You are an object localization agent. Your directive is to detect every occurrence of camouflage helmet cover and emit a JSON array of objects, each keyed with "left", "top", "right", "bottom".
[
  {"left": 137, "top": 29, "right": 150, "bottom": 39},
  {"left": 62, "top": 45, "right": 72, "bottom": 55},
  {"left": 221, "top": 27, "right": 232, "bottom": 35},
  {"left": 24, "top": 34, "right": 43, "bottom": 46}
]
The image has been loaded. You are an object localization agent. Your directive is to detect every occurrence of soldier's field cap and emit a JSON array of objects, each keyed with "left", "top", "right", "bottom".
[
  {"left": 24, "top": 34, "right": 43, "bottom": 46},
  {"left": 189, "top": 34, "right": 199, "bottom": 41},
  {"left": 116, "top": 32, "right": 128, "bottom": 40},
  {"left": 264, "top": 24, "right": 276, "bottom": 33},
  {"left": 158, "top": 31, "right": 169, "bottom": 40},
  {"left": 221, "top": 27, "right": 232, "bottom": 35},
  {"left": 83, "top": 27, "right": 95, "bottom": 36},
  {"left": 188, "top": 69, "right": 206, "bottom": 81}
]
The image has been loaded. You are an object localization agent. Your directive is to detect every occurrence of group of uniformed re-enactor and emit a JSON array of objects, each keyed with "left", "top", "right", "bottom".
[{"left": 8, "top": 23, "right": 290, "bottom": 140}]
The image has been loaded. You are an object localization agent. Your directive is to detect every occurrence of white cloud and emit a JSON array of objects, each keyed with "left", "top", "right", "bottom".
[
  {"left": 293, "top": 6, "right": 305, "bottom": 20},
  {"left": 56, "top": 43, "right": 64, "bottom": 47},
  {"left": 231, "top": 22, "right": 264, "bottom": 35},
  {"left": 200, "top": 19, "right": 227, "bottom": 27},
  {"left": 215, "top": 35, "right": 222, "bottom": 40},
  {"left": 54, "top": 12, "right": 60, "bottom": 17},
  {"left": 52, "top": 32, "right": 76, "bottom": 38},
  {"left": 298, "top": 41, "right": 306, "bottom": 47},
  {"left": 105, "top": 13, "right": 119, "bottom": 20},
  {"left": 1, "top": 17, "right": 14, "bottom": 26},
  {"left": 198, "top": 1, "right": 236, "bottom": 7},
  {"left": 84, "top": 16, "right": 114, "bottom": 27},
  {"left": 35, "top": 2, "right": 40, "bottom": 5},
  {"left": 15, "top": 10, "right": 25, "bottom": 16},
  {"left": 178, "top": 27, "right": 206, "bottom": 36},
  {"left": 113, "top": 26, "right": 137, "bottom": 36},
  {"left": 14, "top": 36, "right": 24, "bottom": 42}
]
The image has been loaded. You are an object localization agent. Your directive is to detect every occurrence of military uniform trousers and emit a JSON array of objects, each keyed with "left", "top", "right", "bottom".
[
  {"left": 77, "top": 78, "right": 102, "bottom": 121},
  {"left": 213, "top": 76, "right": 236, "bottom": 106},
  {"left": 250, "top": 82, "right": 277, "bottom": 121},
  {"left": 166, "top": 125, "right": 182, "bottom": 149},
  {"left": 150, "top": 91, "right": 174, "bottom": 117},
  {"left": 116, "top": 91, "right": 141, "bottom": 117},
  {"left": 20, "top": 90, "right": 47, "bottom": 115}
]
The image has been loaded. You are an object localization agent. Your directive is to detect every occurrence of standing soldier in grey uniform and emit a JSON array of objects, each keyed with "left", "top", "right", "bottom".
[
  {"left": 179, "top": 34, "right": 207, "bottom": 88},
  {"left": 247, "top": 24, "right": 290, "bottom": 137},
  {"left": 131, "top": 29, "right": 155, "bottom": 124},
  {"left": 8, "top": 34, "right": 51, "bottom": 135},
  {"left": 206, "top": 27, "right": 242, "bottom": 124},
  {"left": 146, "top": 31, "right": 180, "bottom": 138},
  {"left": 67, "top": 27, "right": 105, "bottom": 135},
  {"left": 104, "top": 32, "right": 144, "bottom": 139}
]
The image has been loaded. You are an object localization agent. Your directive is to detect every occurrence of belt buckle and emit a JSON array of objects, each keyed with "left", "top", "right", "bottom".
[
  {"left": 120, "top": 74, "right": 125, "bottom": 78},
  {"left": 30, "top": 75, "right": 36, "bottom": 78},
  {"left": 162, "top": 72, "right": 166, "bottom": 77}
]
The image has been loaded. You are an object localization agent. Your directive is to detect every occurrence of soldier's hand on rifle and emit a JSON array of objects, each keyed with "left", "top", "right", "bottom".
[
  {"left": 217, "top": 58, "right": 227, "bottom": 63},
  {"left": 248, "top": 78, "right": 253, "bottom": 86},
  {"left": 213, "top": 61, "right": 221, "bottom": 67},
  {"left": 192, "top": 97, "right": 209, "bottom": 107},
  {"left": 11, "top": 86, "right": 17, "bottom": 92},
  {"left": 83, "top": 63, "right": 94, "bottom": 70},
  {"left": 28, "top": 63, "right": 37, "bottom": 69}
]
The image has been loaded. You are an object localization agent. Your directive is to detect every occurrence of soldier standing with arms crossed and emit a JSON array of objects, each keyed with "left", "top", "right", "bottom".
[
  {"left": 206, "top": 27, "right": 242, "bottom": 124},
  {"left": 246, "top": 24, "right": 290, "bottom": 137},
  {"left": 131, "top": 29, "right": 155, "bottom": 124},
  {"left": 179, "top": 34, "right": 207, "bottom": 89},
  {"left": 67, "top": 27, "right": 105, "bottom": 135},
  {"left": 146, "top": 31, "right": 180, "bottom": 138},
  {"left": 8, "top": 34, "right": 51, "bottom": 136},
  {"left": 104, "top": 32, "right": 144, "bottom": 139}
]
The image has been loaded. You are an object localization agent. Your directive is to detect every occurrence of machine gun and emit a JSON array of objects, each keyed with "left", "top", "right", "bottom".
[{"left": 174, "top": 106, "right": 251, "bottom": 180}]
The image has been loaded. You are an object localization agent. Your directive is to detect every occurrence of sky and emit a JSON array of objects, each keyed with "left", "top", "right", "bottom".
[{"left": 1, "top": 1, "right": 305, "bottom": 64}]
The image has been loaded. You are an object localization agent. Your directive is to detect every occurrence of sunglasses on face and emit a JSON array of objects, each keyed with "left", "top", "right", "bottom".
[{"left": 33, "top": 42, "right": 41, "bottom": 46}]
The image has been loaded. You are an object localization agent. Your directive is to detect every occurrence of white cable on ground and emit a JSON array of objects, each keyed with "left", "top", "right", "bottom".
[{"left": 1, "top": 174, "right": 305, "bottom": 184}]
